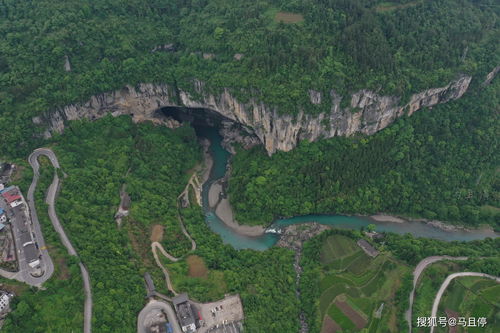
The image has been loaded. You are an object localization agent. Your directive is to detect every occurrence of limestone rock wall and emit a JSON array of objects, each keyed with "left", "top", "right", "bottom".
[{"left": 37, "top": 75, "right": 472, "bottom": 154}]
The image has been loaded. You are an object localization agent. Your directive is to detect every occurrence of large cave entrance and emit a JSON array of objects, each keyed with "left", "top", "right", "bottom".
[
  {"left": 154, "top": 106, "right": 260, "bottom": 149},
  {"left": 157, "top": 106, "right": 227, "bottom": 128}
]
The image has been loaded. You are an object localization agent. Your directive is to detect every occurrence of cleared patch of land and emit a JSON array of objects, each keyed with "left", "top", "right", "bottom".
[
  {"left": 150, "top": 224, "right": 164, "bottom": 242},
  {"left": 274, "top": 12, "right": 304, "bottom": 24},
  {"left": 167, "top": 259, "right": 228, "bottom": 302},
  {"left": 317, "top": 234, "right": 410, "bottom": 332},
  {"left": 187, "top": 255, "right": 208, "bottom": 278},
  {"left": 375, "top": 1, "right": 422, "bottom": 13}
]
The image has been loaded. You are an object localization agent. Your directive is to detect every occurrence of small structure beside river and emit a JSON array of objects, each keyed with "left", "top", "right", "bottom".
[{"left": 357, "top": 239, "right": 379, "bottom": 258}]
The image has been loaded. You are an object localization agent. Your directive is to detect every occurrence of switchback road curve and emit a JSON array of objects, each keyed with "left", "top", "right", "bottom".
[
  {"left": 29, "top": 148, "right": 93, "bottom": 333},
  {"left": 429, "top": 272, "right": 499, "bottom": 333},
  {"left": 406, "top": 256, "right": 467, "bottom": 332}
]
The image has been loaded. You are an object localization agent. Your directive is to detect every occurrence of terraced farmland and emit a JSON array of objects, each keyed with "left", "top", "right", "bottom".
[
  {"left": 435, "top": 276, "right": 500, "bottom": 333},
  {"left": 316, "top": 234, "right": 410, "bottom": 332}
]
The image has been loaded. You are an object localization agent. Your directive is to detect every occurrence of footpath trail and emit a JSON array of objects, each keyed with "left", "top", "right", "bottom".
[
  {"left": 151, "top": 242, "right": 178, "bottom": 296},
  {"left": 150, "top": 174, "right": 199, "bottom": 296},
  {"left": 429, "top": 272, "right": 499, "bottom": 333},
  {"left": 406, "top": 256, "right": 468, "bottom": 332},
  {"left": 29, "top": 148, "right": 93, "bottom": 333}
]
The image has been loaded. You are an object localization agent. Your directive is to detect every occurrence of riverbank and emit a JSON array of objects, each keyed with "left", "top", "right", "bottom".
[
  {"left": 369, "top": 214, "right": 405, "bottom": 223},
  {"left": 368, "top": 213, "right": 496, "bottom": 234},
  {"left": 201, "top": 134, "right": 266, "bottom": 237},
  {"left": 277, "top": 223, "right": 330, "bottom": 250},
  {"left": 197, "top": 127, "right": 497, "bottom": 250},
  {"left": 214, "top": 195, "right": 266, "bottom": 237}
]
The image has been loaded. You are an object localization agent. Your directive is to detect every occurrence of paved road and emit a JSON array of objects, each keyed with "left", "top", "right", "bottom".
[
  {"left": 406, "top": 256, "right": 467, "bottom": 332},
  {"left": 137, "top": 299, "right": 182, "bottom": 333},
  {"left": 29, "top": 148, "right": 93, "bottom": 333},
  {"left": 0, "top": 267, "right": 24, "bottom": 282},
  {"left": 429, "top": 272, "right": 500, "bottom": 333},
  {"left": 12, "top": 152, "right": 58, "bottom": 286}
]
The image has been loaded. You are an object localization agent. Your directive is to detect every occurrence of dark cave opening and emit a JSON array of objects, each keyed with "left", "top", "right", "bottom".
[
  {"left": 154, "top": 106, "right": 258, "bottom": 144},
  {"left": 156, "top": 106, "right": 228, "bottom": 128}
]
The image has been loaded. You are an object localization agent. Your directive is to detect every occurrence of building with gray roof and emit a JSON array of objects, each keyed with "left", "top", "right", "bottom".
[{"left": 173, "top": 293, "right": 197, "bottom": 333}]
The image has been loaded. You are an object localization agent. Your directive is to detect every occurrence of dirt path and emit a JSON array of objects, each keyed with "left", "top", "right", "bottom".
[
  {"left": 178, "top": 172, "right": 202, "bottom": 207},
  {"left": 149, "top": 171, "right": 201, "bottom": 295},
  {"left": 151, "top": 242, "right": 178, "bottom": 296}
]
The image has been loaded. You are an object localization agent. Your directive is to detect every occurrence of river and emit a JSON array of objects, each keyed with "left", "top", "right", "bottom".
[{"left": 196, "top": 126, "right": 498, "bottom": 251}]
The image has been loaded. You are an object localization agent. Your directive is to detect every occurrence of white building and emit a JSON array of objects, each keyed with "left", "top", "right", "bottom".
[
  {"left": 0, "top": 293, "right": 12, "bottom": 313},
  {"left": 10, "top": 200, "right": 22, "bottom": 208}
]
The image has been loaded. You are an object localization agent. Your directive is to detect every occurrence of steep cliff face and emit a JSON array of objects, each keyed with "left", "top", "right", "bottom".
[{"left": 36, "top": 75, "right": 472, "bottom": 154}]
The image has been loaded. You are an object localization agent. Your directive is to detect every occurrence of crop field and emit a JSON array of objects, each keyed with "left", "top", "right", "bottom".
[
  {"left": 317, "top": 234, "right": 410, "bottom": 332},
  {"left": 436, "top": 277, "right": 500, "bottom": 333},
  {"left": 321, "top": 315, "right": 341, "bottom": 333},
  {"left": 321, "top": 234, "right": 360, "bottom": 266}
]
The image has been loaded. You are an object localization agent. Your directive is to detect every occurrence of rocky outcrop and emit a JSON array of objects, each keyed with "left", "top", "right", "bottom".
[
  {"left": 483, "top": 66, "right": 500, "bottom": 86},
  {"left": 36, "top": 75, "right": 472, "bottom": 154}
]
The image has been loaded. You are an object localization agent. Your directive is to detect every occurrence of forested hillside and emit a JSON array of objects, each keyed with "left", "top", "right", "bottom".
[
  {"left": 229, "top": 80, "right": 500, "bottom": 229},
  {"left": 2, "top": 116, "right": 300, "bottom": 332},
  {"left": 1, "top": 0, "right": 498, "bottom": 157}
]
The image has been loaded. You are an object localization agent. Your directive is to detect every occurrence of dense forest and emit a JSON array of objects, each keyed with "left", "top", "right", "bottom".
[
  {"left": 49, "top": 116, "right": 200, "bottom": 332},
  {"left": 179, "top": 205, "right": 300, "bottom": 332},
  {"left": 229, "top": 80, "right": 499, "bottom": 228},
  {"left": 0, "top": 0, "right": 498, "bottom": 331},
  {"left": 3, "top": 116, "right": 300, "bottom": 332},
  {"left": 0, "top": 0, "right": 499, "bottom": 158}
]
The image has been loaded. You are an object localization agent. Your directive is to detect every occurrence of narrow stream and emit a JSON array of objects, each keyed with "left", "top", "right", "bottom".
[{"left": 196, "top": 126, "right": 498, "bottom": 251}]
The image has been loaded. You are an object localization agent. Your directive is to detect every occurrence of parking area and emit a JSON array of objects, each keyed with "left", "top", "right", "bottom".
[
  {"left": 193, "top": 295, "right": 244, "bottom": 333},
  {"left": 206, "top": 321, "right": 243, "bottom": 333}
]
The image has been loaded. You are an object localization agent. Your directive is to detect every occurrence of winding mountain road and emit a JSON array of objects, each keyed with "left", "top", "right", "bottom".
[
  {"left": 137, "top": 300, "right": 182, "bottom": 333},
  {"left": 429, "top": 272, "right": 500, "bottom": 333},
  {"left": 29, "top": 148, "right": 93, "bottom": 333},
  {"left": 24, "top": 153, "right": 56, "bottom": 286},
  {"left": 406, "top": 256, "right": 468, "bottom": 332}
]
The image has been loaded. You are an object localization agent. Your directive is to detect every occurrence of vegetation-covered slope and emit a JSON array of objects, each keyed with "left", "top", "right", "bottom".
[
  {"left": 300, "top": 229, "right": 500, "bottom": 332},
  {"left": 229, "top": 80, "right": 499, "bottom": 228},
  {"left": 3, "top": 116, "right": 300, "bottom": 332},
  {"left": 1, "top": 0, "right": 499, "bottom": 157}
]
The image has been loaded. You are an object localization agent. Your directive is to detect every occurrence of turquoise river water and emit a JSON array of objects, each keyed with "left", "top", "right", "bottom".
[{"left": 197, "top": 126, "right": 498, "bottom": 251}]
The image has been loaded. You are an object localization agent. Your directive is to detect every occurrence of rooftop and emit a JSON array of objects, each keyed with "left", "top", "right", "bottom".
[
  {"left": 357, "top": 239, "right": 379, "bottom": 257},
  {"left": 177, "top": 303, "right": 196, "bottom": 328},
  {"left": 24, "top": 243, "right": 39, "bottom": 262},
  {"left": 173, "top": 294, "right": 196, "bottom": 330},
  {"left": 20, "top": 231, "right": 32, "bottom": 245},
  {"left": 173, "top": 293, "right": 189, "bottom": 307},
  {"left": 2, "top": 188, "right": 21, "bottom": 204}
]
